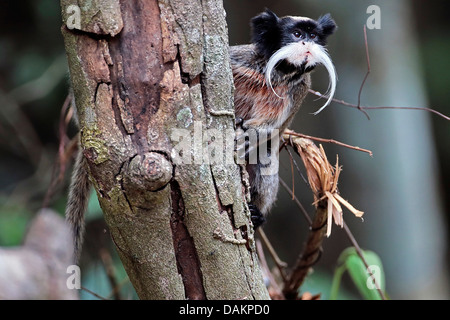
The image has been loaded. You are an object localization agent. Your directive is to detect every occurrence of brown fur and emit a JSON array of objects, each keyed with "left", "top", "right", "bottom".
[
  {"left": 230, "top": 44, "right": 311, "bottom": 223},
  {"left": 65, "top": 144, "right": 91, "bottom": 262},
  {"left": 233, "top": 65, "right": 290, "bottom": 128}
]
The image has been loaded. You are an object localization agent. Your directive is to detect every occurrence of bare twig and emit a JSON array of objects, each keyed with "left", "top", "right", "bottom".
[
  {"left": 279, "top": 177, "right": 312, "bottom": 225},
  {"left": 356, "top": 25, "right": 371, "bottom": 120},
  {"left": 0, "top": 55, "right": 67, "bottom": 167},
  {"left": 309, "top": 25, "right": 450, "bottom": 121},
  {"left": 106, "top": 276, "right": 130, "bottom": 300},
  {"left": 309, "top": 89, "right": 450, "bottom": 121},
  {"left": 263, "top": 128, "right": 382, "bottom": 299},
  {"left": 257, "top": 229, "right": 288, "bottom": 282},
  {"left": 81, "top": 286, "right": 108, "bottom": 300},
  {"left": 281, "top": 137, "right": 309, "bottom": 186},
  {"left": 308, "top": 26, "right": 450, "bottom": 121},
  {"left": 342, "top": 222, "right": 386, "bottom": 300},
  {"left": 284, "top": 129, "right": 373, "bottom": 157},
  {"left": 255, "top": 239, "right": 284, "bottom": 300},
  {"left": 0, "top": 89, "right": 43, "bottom": 165},
  {"left": 42, "top": 94, "right": 75, "bottom": 208},
  {"left": 99, "top": 248, "right": 122, "bottom": 300},
  {"left": 289, "top": 150, "right": 295, "bottom": 199},
  {"left": 360, "top": 105, "right": 450, "bottom": 120}
]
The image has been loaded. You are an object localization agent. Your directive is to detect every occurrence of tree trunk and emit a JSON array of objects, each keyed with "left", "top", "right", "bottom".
[{"left": 60, "top": 0, "right": 269, "bottom": 300}]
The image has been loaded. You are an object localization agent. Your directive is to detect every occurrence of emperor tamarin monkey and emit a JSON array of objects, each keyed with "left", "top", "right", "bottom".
[
  {"left": 231, "top": 9, "right": 337, "bottom": 227},
  {"left": 65, "top": 9, "right": 337, "bottom": 260}
]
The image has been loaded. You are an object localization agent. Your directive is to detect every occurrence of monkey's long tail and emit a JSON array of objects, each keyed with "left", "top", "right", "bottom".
[{"left": 65, "top": 148, "right": 91, "bottom": 263}]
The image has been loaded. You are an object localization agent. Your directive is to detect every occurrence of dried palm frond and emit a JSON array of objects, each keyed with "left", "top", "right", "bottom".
[{"left": 283, "top": 130, "right": 364, "bottom": 237}]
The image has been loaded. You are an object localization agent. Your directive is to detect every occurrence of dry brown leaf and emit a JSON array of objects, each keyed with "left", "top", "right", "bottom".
[{"left": 283, "top": 132, "right": 364, "bottom": 237}]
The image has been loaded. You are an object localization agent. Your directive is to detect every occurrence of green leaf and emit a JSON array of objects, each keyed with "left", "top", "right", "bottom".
[
  {"left": 302, "top": 268, "right": 357, "bottom": 300},
  {"left": 0, "top": 202, "right": 32, "bottom": 246},
  {"left": 332, "top": 247, "right": 386, "bottom": 300},
  {"left": 330, "top": 263, "right": 347, "bottom": 300}
]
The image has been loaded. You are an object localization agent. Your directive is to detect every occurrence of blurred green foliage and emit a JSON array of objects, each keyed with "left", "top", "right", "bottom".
[
  {"left": 330, "top": 248, "right": 385, "bottom": 300},
  {"left": 0, "top": 197, "right": 32, "bottom": 246}
]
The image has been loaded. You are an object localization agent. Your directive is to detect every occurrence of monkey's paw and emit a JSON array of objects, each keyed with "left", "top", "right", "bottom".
[
  {"left": 235, "top": 126, "right": 260, "bottom": 161},
  {"left": 249, "top": 204, "right": 266, "bottom": 229}
]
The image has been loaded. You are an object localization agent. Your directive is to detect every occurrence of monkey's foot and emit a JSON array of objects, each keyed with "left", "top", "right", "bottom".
[
  {"left": 235, "top": 127, "right": 259, "bottom": 161},
  {"left": 249, "top": 204, "right": 266, "bottom": 229}
]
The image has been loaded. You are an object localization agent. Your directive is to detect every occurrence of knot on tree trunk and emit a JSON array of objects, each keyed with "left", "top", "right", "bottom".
[{"left": 124, "top": 152, "right": 173, "bottom": 192}]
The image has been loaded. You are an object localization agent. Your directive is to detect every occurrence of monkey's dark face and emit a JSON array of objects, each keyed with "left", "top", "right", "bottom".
[
  {"left": 252, "top": 10, "right": 337, "bottom": 61},
  {"left": 252, "top": 9, "right": 337, "bottom": 114},
  {"left": 279, "top": 15, "right": 336, "bottom": 49}
]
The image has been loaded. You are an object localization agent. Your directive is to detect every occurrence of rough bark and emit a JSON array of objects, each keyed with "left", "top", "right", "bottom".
[{"left": 60, "top": 0, "right": 269, "bottom": 300}]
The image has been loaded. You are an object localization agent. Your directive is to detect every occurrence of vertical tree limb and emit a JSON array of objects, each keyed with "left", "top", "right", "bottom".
[{"left": 60, "top": 0, "right": 268, "bottom": 300}]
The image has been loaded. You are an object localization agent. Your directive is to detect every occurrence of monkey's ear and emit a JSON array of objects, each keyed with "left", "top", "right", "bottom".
[
  {"left": 317, "top": 14, "right": 337, "bottom": 38},
  {"left": 251, "top": 9, "right": 281, "bottom": 58}
]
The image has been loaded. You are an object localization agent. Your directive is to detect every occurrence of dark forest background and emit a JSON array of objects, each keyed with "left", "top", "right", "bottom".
[{"left": 0, "top": 0, "right": 448, "bottom": 299}]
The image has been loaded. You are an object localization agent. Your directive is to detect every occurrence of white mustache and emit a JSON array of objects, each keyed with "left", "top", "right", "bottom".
[{"left": 265, "top": 42, "right": 337, "bottom": 115}]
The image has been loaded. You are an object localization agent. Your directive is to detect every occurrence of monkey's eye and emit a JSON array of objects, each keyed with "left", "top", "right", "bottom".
[
  {"left": 310, "top": 33, "right": 317, "bottom": 39},
  {"left": 293, "top": 31, "right": 302, "bottom": 38}
]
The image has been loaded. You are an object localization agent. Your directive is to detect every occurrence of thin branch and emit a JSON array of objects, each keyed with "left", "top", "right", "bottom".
[
  {"left": 284, "top": 130, "right": 373, "bottom": 157},
  {"left": 106, "top": 276, "right": 130, "bottom": 300},
  {"left": 342, "top": 222, "right": 386, "bottom": 300},
  {"left": 42, "top": 94, "right": 74, "bottom": 208},
  {"left": 289, "top": 149, "right": 295, "bottom": 199},
  {"left": 0, "top": 55, "right": 67, "bottom": 167},
  {"left": 257, "top": 229, "right": 288, "bottom": 282},
  {"left": 255, "top": 239, "right": 285, "bottom": 300},
  {"left": 309, "top": 25, "right": 450, "bottom": 121},
  {"left": 309, "top": 89, "right": 450, "bottom": 121},
  {"left": 0, "top": 89, "right": 43, "bottom": 165},
  {"left": 81, "top": 286, "right": 108, "bottom": 300},
  {"left": 361, "top": 105, "right": 450, "bottom": 120},
  {"left": 356, "top": 25, "right": 371, "bottom": 120},
  {"left": 281, "top": 136, "right": 309, "bottom": 186},
  {"left": 273, "top": 132, "right": 383, "bottom": 299},
  {"left": 99, "top": 248, "right": 122, "bottom": 300},
  {"left": 279, "top": 177, "right": 312, "bottom": 225}
]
